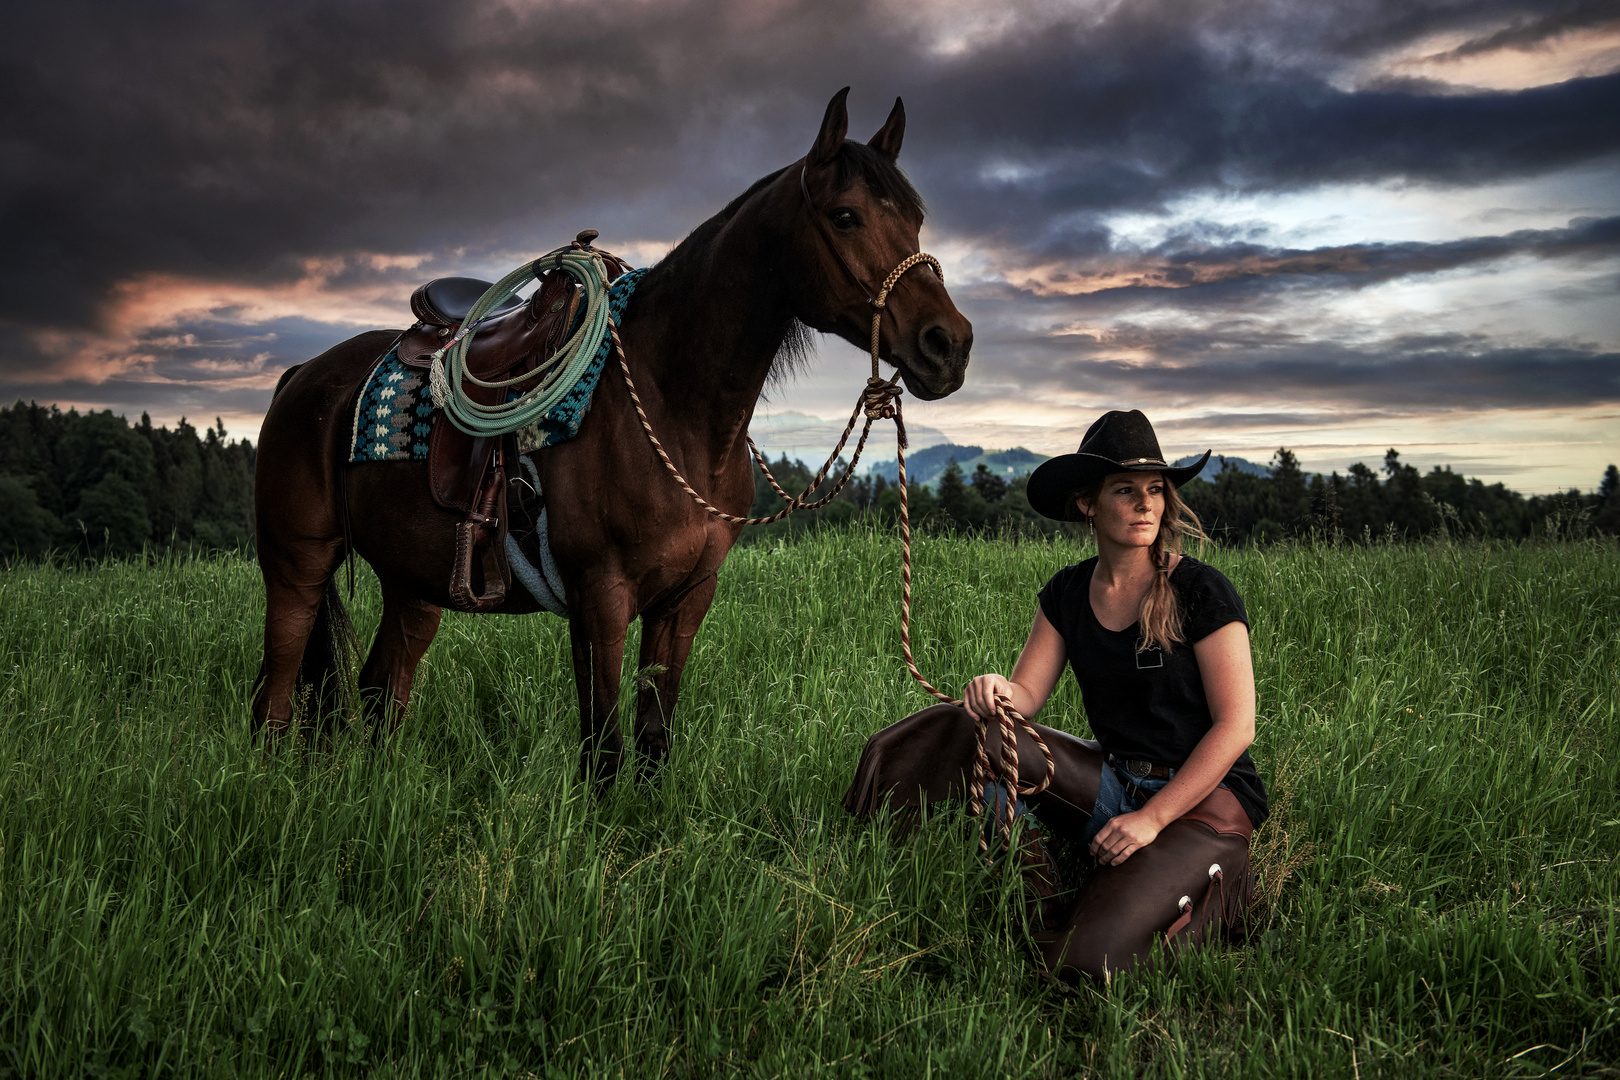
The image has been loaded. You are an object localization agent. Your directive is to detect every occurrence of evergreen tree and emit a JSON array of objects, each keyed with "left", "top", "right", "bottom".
[
  {"left": 1268, "top": 448, "right": 1309, "bottom": 536},
  {"left": 1338, "top": 463, "right": 1383, "bottom": 539},
  {"left": 1593, "top": 464, "right": 1619, "bottom": 535},
  {"left": 971, "top": 462, "right": 1007, "bottom": 503},
  {"left": 1382, "top": 449, "right": 1435, "bottom": 537},
  {"left": 72, "top": 473, "right": 152, "bottom": 556},
  {"left": 0, "top": 475, "right": 55, "bottom": 558},
  {"left": 1308, "top": 473, "right": 1340, "bottom": 536},
  {"left": 934, "top": 459, "right": 971, "bottom": 531}
]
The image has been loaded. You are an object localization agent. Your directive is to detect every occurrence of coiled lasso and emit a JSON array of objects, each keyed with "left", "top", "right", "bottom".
[{"left": 429, "top": 245, "right": 616, "bottom": 437}]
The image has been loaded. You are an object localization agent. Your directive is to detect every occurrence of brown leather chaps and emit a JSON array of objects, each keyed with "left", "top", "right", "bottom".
[{"left": 842, "top": 703, "right": 1256, "bottom": 983}]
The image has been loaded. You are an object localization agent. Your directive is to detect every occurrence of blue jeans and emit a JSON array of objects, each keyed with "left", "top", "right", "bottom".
[
  {"left": 1082, "top": 765, "right": 1170, "bottom": 848},
  {"left": 982, "top": 782, "right": 1031, "bottom": 830},
  {"left": 1081, "top": 766, "right": 1236, "bottom": 847}
]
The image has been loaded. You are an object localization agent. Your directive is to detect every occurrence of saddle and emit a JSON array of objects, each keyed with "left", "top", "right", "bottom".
[{"left": 390, "top": 233, "right": 629, "bottom": 612}]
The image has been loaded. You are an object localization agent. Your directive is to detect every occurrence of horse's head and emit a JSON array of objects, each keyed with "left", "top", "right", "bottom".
[{"left": 787, "top": 88, "right": 973, "bottom": 401}]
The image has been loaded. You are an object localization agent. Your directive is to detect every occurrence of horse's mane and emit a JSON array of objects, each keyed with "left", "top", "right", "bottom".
[{"left": 650, "top": 142, "right": 926, "bottom": 384}]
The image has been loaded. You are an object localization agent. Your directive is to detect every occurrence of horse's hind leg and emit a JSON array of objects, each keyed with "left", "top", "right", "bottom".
[
  {"left": 568, "top": 585, "right": 635, "bottom": 787},
  {"left": 253, "top": 539, "right": 346, "bottom": 738},
  {"left": 632, "top": 573, "right": 719, "bottom": 775},
  {"left": 358, "top": 580, "right": 443, "bottom": 739}
]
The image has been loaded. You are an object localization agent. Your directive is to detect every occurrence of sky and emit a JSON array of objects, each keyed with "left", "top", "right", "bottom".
[{"left": 4, "top": 0, "right": 1617, "bottom": 492}]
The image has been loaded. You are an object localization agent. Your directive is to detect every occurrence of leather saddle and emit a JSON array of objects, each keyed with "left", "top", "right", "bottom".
[
  {"left": 387, "top": 235, "right": 628, "bottom": 611},
  {"left": 396, "top": 267, "right": 583, "bottom": 517}
]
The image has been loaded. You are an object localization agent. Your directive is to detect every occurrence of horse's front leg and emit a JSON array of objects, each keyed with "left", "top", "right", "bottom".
[
  {"left": 568, "top": 583, "right": 635, "bottom": 787},
  {"left": 633, "top": 572, "right": 719, "bottom": 776}
]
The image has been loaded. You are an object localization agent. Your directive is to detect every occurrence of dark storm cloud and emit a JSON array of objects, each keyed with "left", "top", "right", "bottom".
[
  {"left": 0, "top": 314, "right": 362, "bottom": 420},
  {"left": 3, "top": 0, "right": 927, "bottom": 333},
  {"left": 995, "top": 330, "right": 1620, "bottom": 410},
  {"left": 3, "top": 0, "right": 1618, "bottom": 425},
  {"left": 1445, "top": 0, "right": 1619, "bottom": 57},
  {"left": 971, "top": 215, "right": 1620, "bottom": 312},
  {"left": 914, "top": 72, "right": 1620, "bottom": 248},
  {"left": 7, "top": 1, "right": 1617, "bottom": 304}
]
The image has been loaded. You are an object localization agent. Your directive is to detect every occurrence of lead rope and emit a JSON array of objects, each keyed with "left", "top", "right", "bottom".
[
  {"left": 891, "top": 406, "right": 1055, "bottom": 851},
  {"left": 617, "top": 249, "right": 1054, "bottom": 852}
]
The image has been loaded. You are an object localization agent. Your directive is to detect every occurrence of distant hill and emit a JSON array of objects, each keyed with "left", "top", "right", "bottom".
[
  {"left": 867, "top": 444, "right": 1050, "bottom": 486},
  {"left": 859, "top": 447, "right": 1263, "bottom": 488},
  {"left": 1176, "top": 453, "right": 1269, "bottom": 478}
]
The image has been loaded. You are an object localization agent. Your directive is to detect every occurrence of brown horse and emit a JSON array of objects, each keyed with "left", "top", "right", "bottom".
[{"left": 252, "top": 88, "right": 973, "bottom": 783}]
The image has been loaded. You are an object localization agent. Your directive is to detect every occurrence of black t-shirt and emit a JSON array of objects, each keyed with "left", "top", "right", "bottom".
[{"left": 1037, "top": 555, "right": 1269, "bottom": 828}]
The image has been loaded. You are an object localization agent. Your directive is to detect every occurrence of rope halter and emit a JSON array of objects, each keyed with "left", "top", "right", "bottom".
[{"left": 866, "top": 252, "right": 943, "bottom": 381}]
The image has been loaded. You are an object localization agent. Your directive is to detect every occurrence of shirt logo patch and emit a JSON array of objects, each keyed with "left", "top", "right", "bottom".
[{"left": 1135, "top": 646, "right": 1163, "bottom": 670}]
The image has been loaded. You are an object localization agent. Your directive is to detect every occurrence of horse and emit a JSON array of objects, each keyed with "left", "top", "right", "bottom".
[{"left": 251, "top": 88, "right": 974, "bottom": 784}]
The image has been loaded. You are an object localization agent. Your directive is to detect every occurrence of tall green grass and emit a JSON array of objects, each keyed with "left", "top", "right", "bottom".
[{"left": 1, "top": 531, "right": 1616, "bottom": 1077}]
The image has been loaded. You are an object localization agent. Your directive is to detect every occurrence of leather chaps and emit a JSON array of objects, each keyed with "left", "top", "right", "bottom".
[{"left": 842, "top": 703, "right": 1257, "bottom": 983}]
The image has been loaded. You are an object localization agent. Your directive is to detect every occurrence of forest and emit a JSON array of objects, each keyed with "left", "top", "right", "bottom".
[
  {"left": 742, "top": 445, "right": 1620, "bottom": 545},
  {"left": 2, "top": 401, "right": 1616, "bottom": 559},
  {"left": 0, "top": 402, "right": 255, "bottom": 559}
]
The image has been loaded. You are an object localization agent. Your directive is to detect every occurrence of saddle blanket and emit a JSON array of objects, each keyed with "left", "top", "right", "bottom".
[
  {"left": 349, "top": 267, "right": 647, "bottom": 463},
  {"left": 350, "top": 350, "right": 433, "bottom": 461}
]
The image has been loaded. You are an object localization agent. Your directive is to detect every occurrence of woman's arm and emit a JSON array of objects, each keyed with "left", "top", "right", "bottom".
[
  {"left": 1090, "top": 620, "right": 1257, "bottom": 866},
  {"left": 961, "top": 609, "right": 1067, "bottom": 720}
]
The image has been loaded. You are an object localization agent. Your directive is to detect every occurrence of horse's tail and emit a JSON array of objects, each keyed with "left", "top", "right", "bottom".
[{"left": 298, "top": 576, "right": 360, "bottom": 728}]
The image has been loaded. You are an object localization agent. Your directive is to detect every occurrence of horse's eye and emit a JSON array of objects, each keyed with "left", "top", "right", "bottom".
[{"left": 830, "top": 208, "right": 859, "bottom": 230}]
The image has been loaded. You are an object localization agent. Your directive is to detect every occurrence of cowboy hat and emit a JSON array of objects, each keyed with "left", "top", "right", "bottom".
[{"left": 1026, "top": 410, "right": 1210, "bottom": 521}]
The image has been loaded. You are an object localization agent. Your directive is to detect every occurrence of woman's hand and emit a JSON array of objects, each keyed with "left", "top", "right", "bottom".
[
  {"left": 962, "top": 673, "right": 1016, "bottom": 720},
  {"left": 1090, "top": 810, "right": 1162, "bottom": 866},
  {"left": 958, "top": 611, "right": 1068, "bottom": 722}
]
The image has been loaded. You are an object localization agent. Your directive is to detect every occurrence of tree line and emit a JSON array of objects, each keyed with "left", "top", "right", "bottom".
[
  {"left": 741, "top": 449, "right": 1620, "bottom": 544},
  {"left": 3, "top": 400, "right": 1615, "bottom": 560},
  {"left": 1, "top": 402, "right": 256, "bottom": 559}
]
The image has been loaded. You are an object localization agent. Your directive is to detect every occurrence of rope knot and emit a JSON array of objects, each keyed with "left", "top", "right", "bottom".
[{"left": 862, "top": 377, "right": 901, "bottom": 420}]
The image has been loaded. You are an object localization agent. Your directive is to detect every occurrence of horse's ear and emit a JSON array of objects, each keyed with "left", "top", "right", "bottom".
[
  {"left": 808, "top": 87, "right": 851, "bottom": 166},
  {"left": 868, "top": 97, "right": 905, "bottom": 160}
]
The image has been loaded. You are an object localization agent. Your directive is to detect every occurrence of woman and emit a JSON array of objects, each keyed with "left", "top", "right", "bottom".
[{"left": 842, "top": 410, "right": 1267, "bottom": 982}]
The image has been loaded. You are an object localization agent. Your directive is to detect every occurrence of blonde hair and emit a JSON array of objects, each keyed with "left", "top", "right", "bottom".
[{"left": 1074, "top": 476, "right": 1207, "bottom": 653}]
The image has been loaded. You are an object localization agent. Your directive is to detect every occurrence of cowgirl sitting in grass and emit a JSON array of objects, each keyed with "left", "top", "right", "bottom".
[{"left": 844, "top": 409, "right": 1268, "bottom": 982}]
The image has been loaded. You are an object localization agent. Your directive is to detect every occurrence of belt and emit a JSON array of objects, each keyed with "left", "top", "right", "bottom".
[{"left": 1108, "top": 754, "right": 1174, "bottom": 781}]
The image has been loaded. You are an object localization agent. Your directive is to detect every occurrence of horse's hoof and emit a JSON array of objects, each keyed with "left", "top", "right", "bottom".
[
  {"left": 634, "top": 745, "right": 669, "bottom": 784},
  {"left": 578, "top": 746, "right": 624, "bottom": 791},
  {"left": 254, "top": 718, "right": 293, "bottom": 746}
]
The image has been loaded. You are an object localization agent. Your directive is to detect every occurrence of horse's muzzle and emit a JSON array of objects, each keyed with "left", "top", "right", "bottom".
[{"left": 900, "top": 315, "right": 972, "bottom": 400}]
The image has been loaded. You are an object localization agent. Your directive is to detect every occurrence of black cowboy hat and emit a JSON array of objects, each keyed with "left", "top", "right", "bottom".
[{"left": 1025, "top": 410, "right": 1211, "bottom": 521}]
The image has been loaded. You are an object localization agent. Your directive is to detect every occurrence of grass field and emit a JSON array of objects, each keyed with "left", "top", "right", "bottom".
[{"left": 1, "top": 531, "right": 1616, "bottom": 1078}]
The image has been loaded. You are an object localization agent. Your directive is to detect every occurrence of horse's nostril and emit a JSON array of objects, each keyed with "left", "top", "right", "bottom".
[{"left": 921, "top": 324, "right": 954, "bottom": 362}]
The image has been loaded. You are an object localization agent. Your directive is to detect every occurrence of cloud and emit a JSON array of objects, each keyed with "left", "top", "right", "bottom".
[
  {"left": 8, "top": 0, "right": 1619, "bottom": 326},
  {"left": 1342, "top": 1, "right": 1620, "bottom": 92},
  {"left": 2, "top": 0, "right": 1618, "bottom": 488},
  {"left": 996, "top": 329, "right": 1620, "bottom": 410},
  {"left": 954, "top": 214, "right": 1620, "bottom": 303}
]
